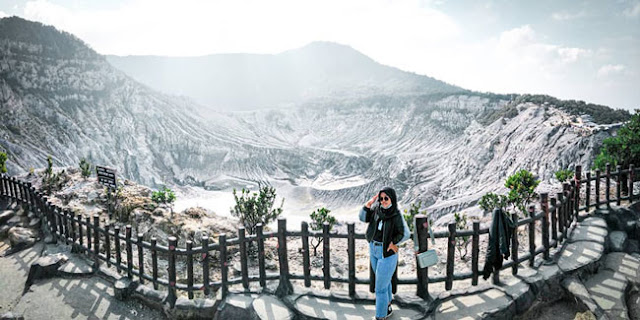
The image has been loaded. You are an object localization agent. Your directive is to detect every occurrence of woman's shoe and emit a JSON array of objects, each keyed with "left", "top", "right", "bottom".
[{"left": 387, "top": 304, "right": 393, "bottom": 317}]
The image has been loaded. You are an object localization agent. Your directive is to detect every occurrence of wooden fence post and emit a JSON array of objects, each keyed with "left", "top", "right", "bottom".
[
  {"left": 575, "top": 165, "right": 582, "bottom": 215},
  {"left": 201, "top": 235, "right": 210, "bottom": 295},
  {"left": 556, "top": 192, "right": 564, "bottom": 243},
  {"left": 322, "top": 221, "right": 331, "bottom": 290},
  {"left": 238, "top": 227, "right": 249, "bottom": 290},
  {"left": 137, "top": 233, "right": 144, "bottom": 284},
  {"left": 446, "top": 223, "right": 456, "bottom": 290},
  {"left": 104, "top": 223, "right": 111, "bottom": 266},
  {"left": 595, "top": 169, "right": 601, "bottom": 208},
  {"left": 541, "top": 193, "right": 550, "bottom": 260},
  {"left": 606, "top": 163, "right": 611, "bottom": 205},
  {"left": 167, "top": 236, "right": 177, "bottom": 308},
  {"left": 511, "top": 213, "right": 519, "bottom": 275},
  {"left": 301, "top": 222, "right": 311, "bottom": 288},
  {"left": 585, "top": 172, "right": 591, "bottom": 209},
  {"left": 570, "top": 181, "right": 576, "bottom": 225},
  {"left": 114, "top": 226, "right": 122, "bottom": 272},
  {"left": 151, "top": 237, "right": 158, "bottom": 290},
  {"left": 187, "top": 240, "right": 194, "bottom": 299},
  {"left": 256, "top": 223, "right": 266, "bottom": 288},
  {"left": 126, "top": 225, "right": 133, "bottom": 279},
  {"left": 415, "top": 215, "right": 429, "bottom": 299},
  {"left": 550, "top": 198, "right": 558, "bottom": 246},
  {"left": 93, "top": 214, "right": 100, "bottom": 266},
  {"left": 219, "top": 233, "right": 228, "bottom": 299},
  {"left": 616, "top": 165, "right": 622, "bottom": 206},
  {"left": 472, "top": 221, "right": 479, "bottom": 286},
  {"left": 630, "top": 164, "right": 635, "bottom": 202},
  {"left": 528, "top": 206, "right": 536, "bottom": 267},
  {"left": 348, "top": 222, "right": 356, "bottom": 297},
  {"left": 275, "top": 218, "right": 293, "bottom": 297},
  {"left": 85, "top": 215, "right": 91, "bottom": 251}
]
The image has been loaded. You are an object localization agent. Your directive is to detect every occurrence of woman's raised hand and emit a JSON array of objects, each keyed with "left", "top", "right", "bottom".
[{"left": 365, "top": 194, "right": 378, "bottom": 208}]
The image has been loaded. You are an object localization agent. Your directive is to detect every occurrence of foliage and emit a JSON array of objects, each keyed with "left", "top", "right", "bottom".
[
  {"left": 505, "top": 169, "right": 540, "bottom": 217},
  {"left": 403, "top": 201, "right": 428, "bottom": 233},
  {"left": 554, "top": 169, "right": 574, "bottom": 183},
  {"left": 593, "top": 110, "right": 640, "bottom": 171},
  {"left": 41, "top": 155, "right": 66, "bottom": 195},
  {"left": 454, "top": 212, "right": 471, "bottom": 260},
  {"left": 0, "top": 151, "right": 7, "bottom": 174},
  {"left": 79, "top": 157, "right": 91, "bottom": 179},
  {"left": 107, "top": 186, "right": 128, "bottom": 222},
  {"left": 309, "top": 207, "right": 337, "bottom": 256},
  {"left": 478, "top": 192, "right": 509, "bottom": 213},
  {"left": 515, "top": 94, "right": 631, "bottom": 124},
  {"left": 231, "top": 185, "right": 284, "bottom": 235}
]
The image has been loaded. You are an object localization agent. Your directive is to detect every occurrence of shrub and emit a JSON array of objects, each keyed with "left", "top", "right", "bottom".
[
  {"left": 151, "top": 186, "right": 176, "bottom": 217},
  {"left": 454, "top": 212, "right": 470, "bottom": 260},
  {"left": 505, "top": 169, "right": 540, "bottom": 217},
  {"left": 79, "top": 157, "right": 91, "bottom": 179},
  {"left": 554, "top": 169, "right": 573, "bottom": 182},
  {"left": 0, "top": 151, "right": 7, "bottom": 174},
  {"left": 594, "top": 110, "right": 640, "bottom": 171},
  {"left": 309, "top": 207, "right": 337, "bottom": 256},
  {"left": 403, "top": 201, "right": 429, "bottom": 233},
  {"left": 231, "top": 185, "right": 283, "bottom": 235},
  {"left": 478, "top": 192, "right": 509, "bottom": 213}
]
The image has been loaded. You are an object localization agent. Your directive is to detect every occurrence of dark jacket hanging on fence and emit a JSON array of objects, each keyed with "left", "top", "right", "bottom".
[{"left": 482, "top": 208, "right": 515, "bottom": 279}]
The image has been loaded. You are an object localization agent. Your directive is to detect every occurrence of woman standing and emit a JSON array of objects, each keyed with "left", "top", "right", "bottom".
[{"left": 359, "top": 187, "right": 410, "bottom": 319}]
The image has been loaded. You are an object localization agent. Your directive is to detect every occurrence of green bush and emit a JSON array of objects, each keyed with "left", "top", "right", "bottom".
[
  {"left": 403, "top": 201, "right": 429, "bottom": 233},
  {"left": 478, "top": 192, "right": 509, "bottom": 213},
  {"left": 454, "top": 212, "right": 470, "bottom": 260},
  {"left": 151, "top": 186, "right": 176, "bottom": 204},
  {"left": 505, "top": 169, "right": 540, "bottom": 217},
  {"left": 0, "top": 151, "right": 7, "bottom": 174},
  {"left": 554, "top": 169, "right": 574, "bottom": 182},
  {"left": 79, "top": 157, "right": 91, "bottom": 179},
  {"left": 231, "top": 185, "right": 283, "bottom": 235},
  {"left": 309, "top": 207, "right": 337, "bottom": 256},
  {"left": 593, "top": 110, "right": 640, "bottom": 171}
]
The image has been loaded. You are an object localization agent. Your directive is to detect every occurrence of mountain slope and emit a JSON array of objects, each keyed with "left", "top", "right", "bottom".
[
  {"left": 106, "top": 41, "right": 464, "bottom": 110},
  {"left": 0, "top": 17, "right": 627, "bottom": 220}
]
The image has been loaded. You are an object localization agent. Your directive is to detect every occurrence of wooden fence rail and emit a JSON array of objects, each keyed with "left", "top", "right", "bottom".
[{"left": 0, "top": 163, "right": 639, "bottom": 306}]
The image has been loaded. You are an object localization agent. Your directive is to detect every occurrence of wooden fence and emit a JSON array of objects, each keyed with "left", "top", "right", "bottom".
[{"left": 0, "top": 163, "right": 638, "bottom": 306}]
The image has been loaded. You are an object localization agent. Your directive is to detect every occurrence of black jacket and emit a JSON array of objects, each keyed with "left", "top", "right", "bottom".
[
  {"left": 363, "top": 205, "right": 405, "bottom": 258},
  {"left": 482, "top": 208, "right": 515, "bottom": 279}
]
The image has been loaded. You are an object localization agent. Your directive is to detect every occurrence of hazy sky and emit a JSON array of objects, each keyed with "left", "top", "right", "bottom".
[{"left": 1, "top": 0, "right": 639, "bottom": 110}]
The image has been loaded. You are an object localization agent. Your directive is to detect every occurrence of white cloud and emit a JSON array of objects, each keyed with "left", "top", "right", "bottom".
[
  {"left": 552, "top": 11, "right": 585, "bottom": 21},
  {"left": 20, "top": 0, "right": 461, "bottom": 56},
  {"left": 623, "top": 1, "right": 640, "bottom": 17},
  {"left": 597, "top": 64, "right": 627, "bottom": 77}
]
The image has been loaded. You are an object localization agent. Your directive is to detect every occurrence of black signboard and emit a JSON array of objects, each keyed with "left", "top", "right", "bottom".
[{"left": 96, "top": 165, "right": 117, "bottom": 190}]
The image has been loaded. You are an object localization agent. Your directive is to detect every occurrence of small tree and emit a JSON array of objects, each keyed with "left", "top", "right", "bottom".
[
  {"left": 151, "top": 186, "right": 176, "bottom": 215},
  {"left": 505, "top": 169, "right": 540, "bottom": 217},
  {"left": 0, "top": 151, "right": 7, "bottom": 174},
  {"left": 454, "top": 212, "right": 470, "bottom": 260},
  {"left": 231, "top": 185, "right": 284, "bottom": 235},
  {"left": 79, "top": 157, "right": 92, "bottom": 179},
  {"left": 403, "top": 201, "right": 428, "bottom": 233},
  {"left": 554, "top": 169, "right": 573, "bottom": 183},
  {"left": 309, "top": 207, "right": 337, "bottom": 256},
  {"left": 594, "top": 110, "right": 640, "bottom": 194},
  {"left": 478, "top": 192, "right": 509, "bottom": 213},
  {"left": 42, "top": 155, "right": 63, "bottom": 195}
]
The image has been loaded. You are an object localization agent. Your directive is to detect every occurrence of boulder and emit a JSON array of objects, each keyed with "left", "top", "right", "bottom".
[
  {"left": 609, "top": 231, "right": 628, "bottom": 252},
  {"left": 0, "top": 312, "right": 24, "bottom": 320},
  {"left": 8, "top": 227, "right": 38, "bottom": 249},
  {"left": 0, "top": 210, "right": 15, "bottom": 225}
]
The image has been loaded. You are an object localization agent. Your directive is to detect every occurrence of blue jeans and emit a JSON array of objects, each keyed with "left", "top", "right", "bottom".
[{"left": 370, "top": 241, "right": 398, "bottom": 318}]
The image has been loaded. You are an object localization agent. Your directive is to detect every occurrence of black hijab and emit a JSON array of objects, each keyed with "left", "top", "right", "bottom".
[{"left": 376, "top": 186, "right": 400, "bottom": 220}]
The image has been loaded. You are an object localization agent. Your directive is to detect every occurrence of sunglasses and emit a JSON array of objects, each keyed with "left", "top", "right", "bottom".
[{"left": 379, "top": 196, "right": 390, "bottom": 202}]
